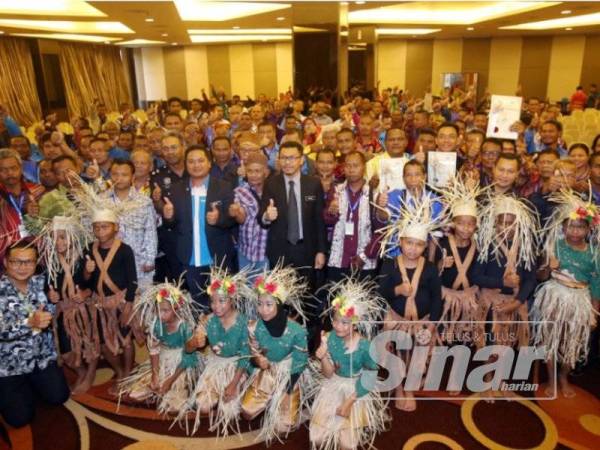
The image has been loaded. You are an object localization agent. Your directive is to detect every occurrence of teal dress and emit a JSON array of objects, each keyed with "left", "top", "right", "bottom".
[
  {"left": 246, "top": 318, "right": 308, "bottom": 376},
  {"left": 154, "top": 320, "right": 197, "bottom": 369},
  {"left": 556, "top": 239, "right": 600, "bottom": 300},
  {"left": 205, "top": 313, "right": 250, "bottom": 370},
  {"left": 326, "top": 332, "right": 378, "bottom": 398}
]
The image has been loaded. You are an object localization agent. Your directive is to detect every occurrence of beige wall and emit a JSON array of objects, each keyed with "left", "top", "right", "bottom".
[
  {"left": 376, "top": 40, "right": 407, "bottom": 92},
  {"left": 134, "top": 42, "right": 293, "bottom": 102},
  {"left": 488, "top": 38, "right": 522, "bottom": 96},
  {"left": 431, "top": 39, "right": 463, "bottom": 94},
  {"left": 376, "top": 34, "right": 597, "bottom": 102},
  {"left": 547, "top": 35, "right": 586, "bottom": 102}
]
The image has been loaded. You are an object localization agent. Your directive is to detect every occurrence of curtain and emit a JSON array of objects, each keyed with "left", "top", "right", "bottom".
[
  {"left": 58, "top": 42, "right": 132, "bottom": 118},
  {"left": 0, "top": 37, "right": 42, "bottom": 127}
]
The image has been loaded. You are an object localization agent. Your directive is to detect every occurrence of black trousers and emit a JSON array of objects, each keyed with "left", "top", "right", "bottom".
[
  {"left": 0, "top": 361, "right": 69, "bottom": 428},
  {"left": 185, "top": 265, "right": 210, "bottom": 311}
]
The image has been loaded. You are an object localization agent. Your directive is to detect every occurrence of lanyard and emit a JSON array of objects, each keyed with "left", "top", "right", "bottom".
[
  {"left": 8, "top": 192, "right": 25, "bottom": 217},
  {"left": 346, "top": 186, "right": 361, "bottom": 219}
]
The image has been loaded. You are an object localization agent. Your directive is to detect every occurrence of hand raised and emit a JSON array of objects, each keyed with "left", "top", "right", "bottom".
[{"left": 162, "top": 197, "right": 174, "bottom": 220}]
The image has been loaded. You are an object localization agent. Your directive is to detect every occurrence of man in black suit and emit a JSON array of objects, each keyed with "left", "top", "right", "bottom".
[
  {"left": 162, "top": 145, "right": 236, "bottom": 307},
  {"left": 258, "top": 141, "right": 327, "bottom": 271}
]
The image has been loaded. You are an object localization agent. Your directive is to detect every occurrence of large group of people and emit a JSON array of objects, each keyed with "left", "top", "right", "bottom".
[{"left": 1, "top": 82, "right": 600, "bottom": 449}]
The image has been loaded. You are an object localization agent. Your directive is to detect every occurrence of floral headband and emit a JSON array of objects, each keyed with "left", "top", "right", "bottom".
[
  {"left": 156, "top": 285, "right": 186, "bottom": 309},
  {"left": 207, "top": 277, "right": 237, "bottom": 297},
  {"left": 331, "top": 296, "right": 359, "bottom": 323},
  {"left": 253, "top": 276, "right": 281, "bottom": 299},
  {"left": 568, "top": 204, "right": 600, "bottom": 226}
]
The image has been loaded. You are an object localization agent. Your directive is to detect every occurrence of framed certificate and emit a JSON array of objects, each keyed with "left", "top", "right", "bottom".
[
  {"left": 428, "top": 152, "right": 457, "bottom": 188},
  {"left": 487, "top": 95, "right": 523, "bottom": 140},
  {"left": 379, "top": 157, "right": 407, "bottom": 192}
]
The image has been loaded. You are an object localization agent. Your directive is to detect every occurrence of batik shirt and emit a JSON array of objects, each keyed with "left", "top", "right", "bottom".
[
  {"left": 205, "top": 312, "right": 250, "bottom": 370},
  {"left": 325, "top": 332, "right": 378, "bottom": 397},
  {"left": 104, "top": 187, "right": 158, "bottom": 283},
  {"left": 244, "top": 318, "right": 308, "bottom": 375},
  {"left": 0, "top": 275, "right": 57, "bottom": 377}
]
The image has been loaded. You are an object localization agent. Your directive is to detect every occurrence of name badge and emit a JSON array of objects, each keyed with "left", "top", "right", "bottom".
[
  {"left": 18, "top": 223, "right": 30, "bottom": 238},
  {"left": 305, "top": 195, "right": 316, "bottom": 201},
  {"left": 345, "top": 221, "right": 355, "bottom": 236}
]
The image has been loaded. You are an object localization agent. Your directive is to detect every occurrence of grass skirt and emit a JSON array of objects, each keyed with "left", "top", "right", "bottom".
[
  {"left": 531, "top": 279, "right": 598, "bottom": 368},
  {"left": 241, "top": 357, "right": 313, "bottom": 445},
  {"left": 118, "top": 347, "right": 198, "bottom": 423},
  {"left": 309, "top": 371, "right": 389, "bottom": 450},
  {"left": 476, "top": 289, "right": 529, "bottom": 349},
  {"left": 439, "top": 286, "right": 479, "bottom": 344},
  {"left": 193, "top": 352, "right": 245, "bottom": 436}
]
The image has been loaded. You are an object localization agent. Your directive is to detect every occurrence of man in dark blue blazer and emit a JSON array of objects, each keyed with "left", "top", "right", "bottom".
[{"left": 162, "top": 145, "right": 236, "bottom": 307}]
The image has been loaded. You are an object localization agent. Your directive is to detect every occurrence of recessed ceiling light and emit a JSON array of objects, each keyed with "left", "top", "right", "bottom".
[
  {"left": 376, "top": 28, "right": 442, "bottom": 36},
  {"left": 276, "top": 16, "right": 285, "bottom": 21},
  {"left": 115, "top": 39, "right": 167, "bottom": 46},
  {"left": 501, "top": 12, "right": 600, "bottom": 30},
  {"left": 171, "top": 42, "right": 178, "bottom": 46},
  {"left": 189, "top": 28, "right": 291, "bottom": 35},
  {"left": 190, "top": 34, "right": 291, "bottom": 43},
  {"left": 350, "top": 2, "right": 556, "bottom": 25},
  {"left": 11, "top": 32, "right": 121, "bottom": 43},
  {"left": 355, "top": 1, "right": 366, "bottom": 4},
  {"left": 145, "top": 17, "right": 154, "bottom": 23},
  {"left": 0, "top": 19, "right": 133, "bottom": 34},
  {"left": 0, "top": 0, "right": 105, "bottom": 17},
  {"left": 467, "top": 27, "right": 475, "bottom": 31},
  {"left": 233, "top": 26, "right": 240, "bottom": 29},
  {"left": 561, "top": 10, "right": 572, "bottom": 15},
  {"left": 565, "top": 27, "right": 573, "bottom": 30},
  {"left": 161, "top": 33, "right": 168, "bottom": 37},
  {"left": 175, "top": 1, "right": 290, "bottom": 21}
]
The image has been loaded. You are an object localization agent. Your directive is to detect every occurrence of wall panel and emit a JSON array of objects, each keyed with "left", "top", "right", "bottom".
[{"left": 405, "top": 40, "right": 433, "bottom": 98}]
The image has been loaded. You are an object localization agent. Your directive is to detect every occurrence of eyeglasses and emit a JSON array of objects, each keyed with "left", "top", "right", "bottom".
[
  {"left": 279, "top": 156, "right": 301, "bottom": 162},
  {"left": 8, "top": 259, "right": 36, "bottom": 267}
]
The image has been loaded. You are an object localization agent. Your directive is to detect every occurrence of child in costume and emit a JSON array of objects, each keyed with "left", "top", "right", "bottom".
[
  {"left": 378, "top": 195, "right": 444, "bottom": 412},
  {"left": 191, "top": 265, "right": 253, "bottom": 436},
  {"left": 472, "top": 194, "right": 539, "bottom": 350},
  {"left": 435, "top": 178, "right": 483, "bottom": 345},
  {"left": 310, "top": 276, "right": 389, "bottom": 450},
  {"left": 531, "top": 189, "right": 600, "bottom": 397},
  {"left": 25, "top": 184, "right": 99, "bottom": 394},
  {"left": 119, "top": 281, "right": 201, "bottom": 419},
  {"left": 76, "top": 181, "right": 144, "bottom": 389},
  {"left": 40, "top": 215, "right": 97, "bottom": 394},
  {"left": 240, "top": 263, "right": 312, "bottom": 445}
]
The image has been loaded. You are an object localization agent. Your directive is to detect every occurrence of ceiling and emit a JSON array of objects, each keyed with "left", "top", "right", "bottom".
[{"left": 0, "top": 1, "right": 599, "bottom": 46}]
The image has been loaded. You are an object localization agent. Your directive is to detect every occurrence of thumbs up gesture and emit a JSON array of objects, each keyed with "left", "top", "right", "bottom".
[
  {"left": 151, "top": 182, "right": 162, "bottom": 203},
  {"left": 328, "top": 192, "right": 340, "bottom": 215},
  {"left": 414, "top": 144, "right": 426, "bottom": 164},
  {"left": 228, "top": 201, "right": 244, "bottom": 220},
  {"left": 85, "top": 159, "right": 101, "bottom": 180},
  {"left": 377, "top": 187, "right": 389, "bottom": 208},
  {"left": 48, "top": 285, "right": 60, "bottom": 304},
  {"left": 237, "top": 160, "right": 246, "bottom": 178},
  {"left": 206, "top": 202, "right": 220, "bottom": 225},
  {"left": 25, "top": 193, "right": 39, "bottom": 217},
  {"left": 84, "top": 255, "right": 96, "bottom": 274},
  {"left": 162, "top": 197, "right": 174, "bottom": 220},
  {"left": 29, "top": 304, "right": 52, "bottom": 330},
  {"left": 265, "top": 198, "right": 278, "bottom": 221},
  {"left": 315, "top": 331, "right": 329, "bottom": 361}
]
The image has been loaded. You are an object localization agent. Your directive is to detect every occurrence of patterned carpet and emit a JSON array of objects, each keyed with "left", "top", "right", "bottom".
[{"left": 3, "top": 354, "right": 600, "bottom": 450}]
